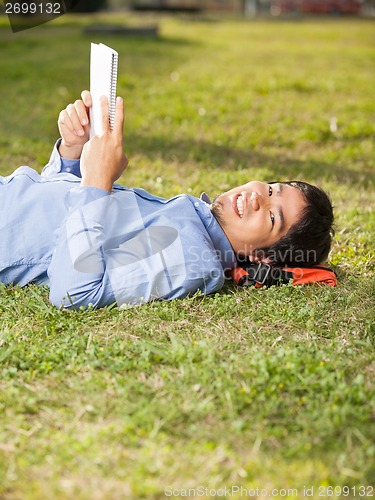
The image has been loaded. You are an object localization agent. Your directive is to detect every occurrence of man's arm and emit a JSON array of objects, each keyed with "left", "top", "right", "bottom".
[
  {"left": 47, "top": 94, "right": 225, "bottom": 309},
  {"left": 47, "top": 94, "right": 130, "bottom": 308}
]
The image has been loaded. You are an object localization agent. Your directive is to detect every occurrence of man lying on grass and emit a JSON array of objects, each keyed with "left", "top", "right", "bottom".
[{"left": 0, "top": 91, "right": 334, "bottom": 309}]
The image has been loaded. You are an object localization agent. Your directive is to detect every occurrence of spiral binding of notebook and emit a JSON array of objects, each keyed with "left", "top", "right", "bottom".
[
  {"left": 108, "top": 51, "right": 118, "bottom": 130},
  {"left": 89, "top": 43, "right": 119, "bottom": 137}
]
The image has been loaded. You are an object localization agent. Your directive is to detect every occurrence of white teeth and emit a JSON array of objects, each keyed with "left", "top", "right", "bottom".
[{"left": 236, "top": 195, "right": 244, "bottom": 218}]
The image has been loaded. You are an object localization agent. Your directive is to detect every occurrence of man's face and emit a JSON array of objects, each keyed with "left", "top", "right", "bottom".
[{"left": 210, "top": 181, "right": 306, "bottom": 258}]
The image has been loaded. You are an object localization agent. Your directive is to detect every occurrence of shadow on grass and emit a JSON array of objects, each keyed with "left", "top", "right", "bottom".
[{"left": 127, "top": 133, "right": 374, "bottom": 186}]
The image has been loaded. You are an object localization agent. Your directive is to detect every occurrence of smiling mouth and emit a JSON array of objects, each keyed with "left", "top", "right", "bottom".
[{"left": 234, "top": 194, "right": 244, "bottom": 218}]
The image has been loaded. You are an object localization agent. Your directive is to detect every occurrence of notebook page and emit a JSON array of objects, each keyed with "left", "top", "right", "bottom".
[{"left": 89, "top": 43, "right": 118, "bottom": 137}]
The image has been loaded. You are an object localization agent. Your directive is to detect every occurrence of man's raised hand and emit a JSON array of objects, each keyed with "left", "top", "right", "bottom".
[
  {"left": 58, "top": 90, "right": 92, "bottom": 159},
  {"left": 80, "top": 95, "right": 128, "bottom": 192}
]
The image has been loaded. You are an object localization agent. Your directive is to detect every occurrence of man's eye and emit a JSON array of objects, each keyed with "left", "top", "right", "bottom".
[
  {"left": 269, "top": 185, "right": 273, "bottom": 196},
  {"left": 270, "top": 212, "right": 275, "bottom": 227}
]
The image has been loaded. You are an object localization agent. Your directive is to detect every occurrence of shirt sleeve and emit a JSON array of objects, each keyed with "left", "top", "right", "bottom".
[
  {"left": 47, "top": 186, "right": 115, "bottom": 309},
  {"left": 47, "top": 188, "right": 225, "bottom": 310},
  {"left": 41, "top": 139, "right": 82, "bottom": 178}
]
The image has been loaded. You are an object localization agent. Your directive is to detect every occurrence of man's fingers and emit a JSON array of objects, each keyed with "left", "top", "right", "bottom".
[
  {"left": 67, "top": 103, "right": 85, "bottom": 136},
  {"left": 74, "top": 100, "right": 89, "bottom": 128},
  {"left": 97, "top": 95, "right": 123, "bottom": 137},
  {"left": 114, "top": 96, "right": 124, "bottom": 138},
  {"left": 81, "top": 90, "right": 92, "bottom": 108},
  {"left": 58, "top": 110, "right": 75, "bottom": 135},
  {"left": 99, "top": 95, "right": 110, "bottom": 134}
]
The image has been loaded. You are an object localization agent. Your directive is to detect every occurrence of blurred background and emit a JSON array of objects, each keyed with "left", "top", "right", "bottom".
[
  {"left": 81, "top": 0, "right": 375, "bottom": 17},
  {"left": 1, "top": 0, "right": 375, "bottom": 16}
]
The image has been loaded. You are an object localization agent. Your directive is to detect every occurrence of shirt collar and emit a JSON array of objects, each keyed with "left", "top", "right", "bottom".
[
  {"left": 200, "top": 192, "right": 211, "bottom": 204},
  {"left": 192, "top": 193, "right": 236, "bottom": 272}
]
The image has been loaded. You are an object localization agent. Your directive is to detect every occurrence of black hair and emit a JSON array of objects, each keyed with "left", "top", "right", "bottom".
[{"left": 256, "top": 181, "right": 334, "bottom": 267}]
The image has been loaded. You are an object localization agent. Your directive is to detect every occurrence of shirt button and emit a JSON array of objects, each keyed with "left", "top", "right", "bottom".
[
  {"left": 194, "top": 202, "right": 199, "bottom": 207},
  {"left": 66, "top": 167, "right": 72, "bottom": 173}
]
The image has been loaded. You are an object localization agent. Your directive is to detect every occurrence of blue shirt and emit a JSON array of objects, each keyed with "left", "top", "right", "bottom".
[{"left": 0, "top": 141, "right": 236, "bottom": 309}]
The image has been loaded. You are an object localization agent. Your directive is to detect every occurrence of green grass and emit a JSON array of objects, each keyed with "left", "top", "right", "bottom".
[{"left": 0, "top": 12, "right": 374, "bottom": 498}]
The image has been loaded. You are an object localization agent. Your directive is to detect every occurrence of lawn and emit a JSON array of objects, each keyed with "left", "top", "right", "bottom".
[{"left": 0, "top": 12, "right": 374, "bottom": 499}]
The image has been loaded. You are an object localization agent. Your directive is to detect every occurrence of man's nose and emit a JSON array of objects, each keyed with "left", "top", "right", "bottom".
[{"left": 250, "top": 191, "right": 264, "bottom": 211}]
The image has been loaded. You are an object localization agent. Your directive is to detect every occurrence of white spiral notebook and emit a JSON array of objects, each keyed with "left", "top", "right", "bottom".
[{"left": 89, "top": 42, "right": 118, "bottom": 137}]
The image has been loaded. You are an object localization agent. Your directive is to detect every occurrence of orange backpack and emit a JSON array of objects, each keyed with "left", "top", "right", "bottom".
[{"left": 229, "top": 261, "right": 337, "bottom": 288}]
